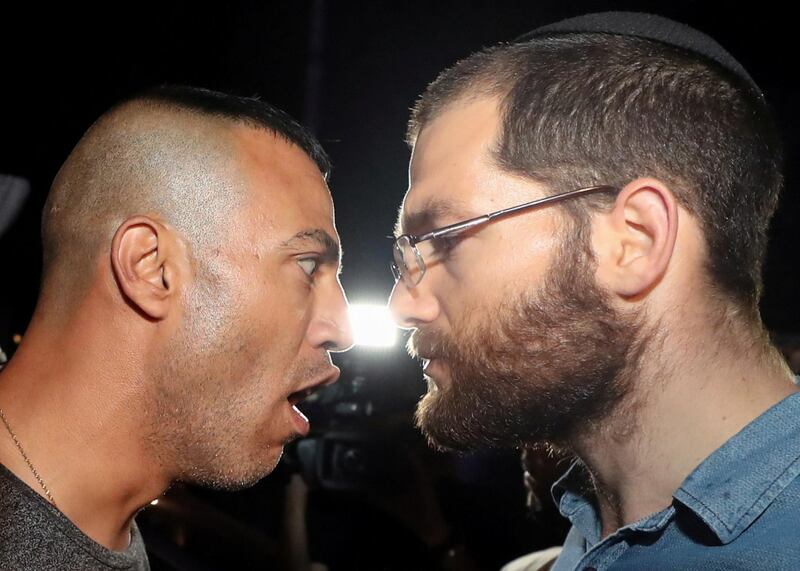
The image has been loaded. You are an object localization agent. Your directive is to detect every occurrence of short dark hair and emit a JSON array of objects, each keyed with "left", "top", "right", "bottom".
[
  {"left": 40, "top": 85, "right": 331, "bottom": 309},
  {"left": 133, "top": 85, "right": 331, "bottom": 180},
  {"left": 409, "top": 33, "right": 783, "bottom": 315}
]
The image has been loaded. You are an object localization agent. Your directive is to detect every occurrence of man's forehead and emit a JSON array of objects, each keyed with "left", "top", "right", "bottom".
[
  {"left": 225, "top": 139, "right": 341, "bottom": 259},
  {"left": 398, "top": 98, "right": 503, "bottom": 236},
  {"left": 233, "top": 125, "right": 329, "bottom": 197},
  {"left": 410, "top": 96, "right": 500, "bottom": 175},
  {"left": 232, "top": 126, "right": 335, "bottom": 222},
  {"left": 239, "top": 182, "right": 336, "bottom": 245}
]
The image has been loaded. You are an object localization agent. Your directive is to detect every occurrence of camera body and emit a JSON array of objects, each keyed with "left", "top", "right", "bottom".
[{"left": 289, "top": 356, "right": 425, "bottom": 494}]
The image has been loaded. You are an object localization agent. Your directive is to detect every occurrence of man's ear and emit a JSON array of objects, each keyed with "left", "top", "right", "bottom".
[
  {"left": 594, "top": 178, "right": 679, "bottom": 299},
  {"left": 110, "top": 216, "right": 184, "bottom": 320}
]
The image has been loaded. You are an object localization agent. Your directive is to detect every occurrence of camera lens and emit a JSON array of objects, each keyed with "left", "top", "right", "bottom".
[{"left": 340, "top": 446, "right": 367, "bottom": 475}]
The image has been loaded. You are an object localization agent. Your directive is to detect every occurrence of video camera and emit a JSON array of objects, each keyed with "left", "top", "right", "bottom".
[{"left": 289, "top": 348, "right": 426, "bottom": 495}]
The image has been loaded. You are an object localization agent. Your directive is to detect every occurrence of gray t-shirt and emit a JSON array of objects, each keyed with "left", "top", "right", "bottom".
[{"left": 0, "top": 463, "right": 150, "bottom": 570}]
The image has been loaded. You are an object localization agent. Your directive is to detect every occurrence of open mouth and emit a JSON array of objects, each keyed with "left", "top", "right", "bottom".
[
  {"left": 287, "top": 385, "right": 322, "bottom": 407},
  {"left": 285, "top": 368, "right": 340, "bottom": 425}
]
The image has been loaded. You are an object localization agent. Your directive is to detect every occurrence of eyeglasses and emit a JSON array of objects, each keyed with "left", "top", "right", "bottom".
[{"left": 391, "top": 185, "right": 618, "bottom": 287}]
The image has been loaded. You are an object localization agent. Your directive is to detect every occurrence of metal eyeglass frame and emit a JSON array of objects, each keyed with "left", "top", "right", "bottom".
[{"left": 391, "top": 185, "right": 618, "bottom": 287}]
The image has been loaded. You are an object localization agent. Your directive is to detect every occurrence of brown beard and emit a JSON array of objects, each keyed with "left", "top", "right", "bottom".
[{"left": 409, "top": 229, "right": 648, "bottom": 452}]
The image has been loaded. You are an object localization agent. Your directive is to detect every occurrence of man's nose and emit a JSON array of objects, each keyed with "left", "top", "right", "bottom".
[
  {"left": 388, "top": 278, "right": 440, "bottom": 330},
  {"left": 308, "top": 283, "right": 354, "bottom": 352}
]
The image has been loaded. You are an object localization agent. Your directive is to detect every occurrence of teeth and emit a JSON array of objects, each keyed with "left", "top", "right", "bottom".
[{"left": 292, "top": 405, "right": 309, "bottom": 423}]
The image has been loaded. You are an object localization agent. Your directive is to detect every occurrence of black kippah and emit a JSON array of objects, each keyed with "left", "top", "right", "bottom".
[{"left": 517, "top": 12, "right": 762, "bottom": 98}]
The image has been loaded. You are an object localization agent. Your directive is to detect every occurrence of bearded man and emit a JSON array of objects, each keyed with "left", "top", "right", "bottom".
[{"left": 389, "top": 12, "right": 800, "bottom": 570}]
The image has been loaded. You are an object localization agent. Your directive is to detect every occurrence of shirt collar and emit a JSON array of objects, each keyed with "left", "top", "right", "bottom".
[
  {"left": 552, "top": 460, "right": 600, "bottom": 544},
  {"left": 674, "top": 391, "right": 800, "bottom": 543},
  {"left": 552, "top": 390, "right": 800, "bottom": 545}
]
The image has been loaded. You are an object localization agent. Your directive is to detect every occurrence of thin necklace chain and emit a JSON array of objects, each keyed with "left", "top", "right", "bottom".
[{"left": 0, "top": 406, "right": 58, "bottom": 507}]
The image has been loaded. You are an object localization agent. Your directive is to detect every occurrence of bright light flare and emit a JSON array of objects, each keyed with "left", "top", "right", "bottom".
[{"left": 349, "top": 303, "right": 398, "bottom": 348}]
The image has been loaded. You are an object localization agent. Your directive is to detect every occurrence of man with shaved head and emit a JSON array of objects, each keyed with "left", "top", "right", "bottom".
[
  {"left": 389, "top": 12, "right": 800, "bottom": 570},
  {"left": 0, "top": 86, "right": 353, "bottom": 569}
]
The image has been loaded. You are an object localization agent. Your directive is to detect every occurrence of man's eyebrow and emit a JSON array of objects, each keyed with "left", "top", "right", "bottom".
[
  {"left": 395, "top": 197, "right": 470, "bottom": 238},
  {"left": 281, "top": 228, "right": 341, "bottom": 262}
]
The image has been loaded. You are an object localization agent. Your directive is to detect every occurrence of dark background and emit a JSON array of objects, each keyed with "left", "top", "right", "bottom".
[{"left": 1, "top": 2, "right": 798, "bottom": 570}]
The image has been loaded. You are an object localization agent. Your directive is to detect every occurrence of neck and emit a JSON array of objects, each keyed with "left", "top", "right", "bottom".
[
  {"left": 0, "top": 308, "right": 169, "bottom": 551},
  {"left": 570, "top": 310, "right": 797, "bottom": 539}
]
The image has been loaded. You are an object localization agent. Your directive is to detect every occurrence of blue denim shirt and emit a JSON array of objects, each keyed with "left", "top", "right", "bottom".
[{"left": 551, "top": 391, "right": 800, "bottom": 571}]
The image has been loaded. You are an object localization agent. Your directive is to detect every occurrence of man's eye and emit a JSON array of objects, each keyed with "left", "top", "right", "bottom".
[
  {"left": 432, "top": 236, "right": 459, "bottom": 255},
  {"left": 297, "top": 258, "right": 318, "bottom": 276}
]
